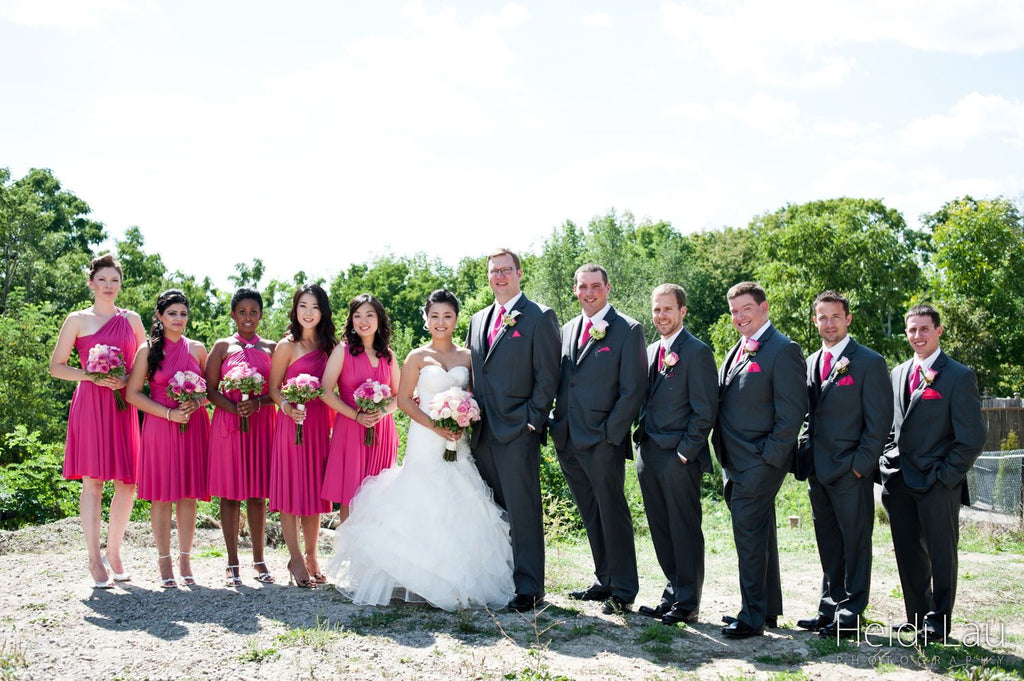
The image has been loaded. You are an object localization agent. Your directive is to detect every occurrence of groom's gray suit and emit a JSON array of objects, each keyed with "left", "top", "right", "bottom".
[
  {"left": 548, "top": 305, "right": 647, "bottom": 602},
  {"left": 468, "top": 294, "right": 560, "bottom": 599}
]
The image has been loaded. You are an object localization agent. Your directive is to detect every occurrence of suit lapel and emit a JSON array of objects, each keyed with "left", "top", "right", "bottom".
[
  {"left": 904, "top": 352, "right": 946, "bottom": 418},
  {"left": 484, "top": 300, "right": 514, "bottom": 364},
  {"left": 577, "top": 307, "right": 617, "bottom": 366},
  {"left": 819, "top": 340, "right": 858, "bottom": 402}
]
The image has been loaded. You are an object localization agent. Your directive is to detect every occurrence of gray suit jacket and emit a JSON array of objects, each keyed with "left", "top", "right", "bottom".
[
  {"left": 711, "top": 324, "right": 806, "bottom": 473},
  {"left": 634, "top": 328, "right": 719, "bottom": 472},
  {"left": 796, "top": 339, "right": 893, "bottom": 484},
  {"left": 467, "top": 294, "right": 560, "bottom": 446},
  {"left": 548, "top": 306, "right": 647, "bottom": 453},
  {"left": 880, "top": 351, "right": 986, "bottom": 499}
]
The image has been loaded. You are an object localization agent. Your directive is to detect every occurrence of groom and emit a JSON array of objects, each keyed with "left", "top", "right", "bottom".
[{"left": 467, "top": 248, "right": 560, "bottom": 611}]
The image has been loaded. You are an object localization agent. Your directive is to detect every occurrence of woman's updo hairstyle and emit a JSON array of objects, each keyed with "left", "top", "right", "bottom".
[
  {"left": 422, "top": 289, "right": 460, "bottom": 317},
  {"left": 89, "top": 253, "right": 123, "bottom": 279}
]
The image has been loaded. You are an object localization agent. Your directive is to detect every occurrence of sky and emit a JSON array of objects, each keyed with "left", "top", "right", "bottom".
[{"left": 2, "top": 0, "right": 1023, "bottom": 288}]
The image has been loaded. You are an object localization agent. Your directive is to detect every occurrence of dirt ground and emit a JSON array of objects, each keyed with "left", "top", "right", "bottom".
[{"left": 0, "top": 516, "right": 1021, "bottom": 680}]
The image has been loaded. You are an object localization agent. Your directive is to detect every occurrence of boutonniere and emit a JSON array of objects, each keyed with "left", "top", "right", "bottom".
[
  {"left": 589, "top": 319, "right": 608, "bottom": 341},
  {"left": 922, "top": 367, "right": 937, "bottom": 385},
  {"left": 502, "top": 310, "right": 522, "bottom": 327},
  {"left": 661, "top": 351, "right": 678, "bottom": 375},
  {"left": 742, "top": 338, "right": 760, "bottom": 357},
  {"left": 833, "top": 357, "right": 851, "bottom": 377}
]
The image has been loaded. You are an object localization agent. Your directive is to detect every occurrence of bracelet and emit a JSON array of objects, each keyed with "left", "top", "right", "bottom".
[
  {"left": 165, "top": 407, "right": 172, "bottom": 421},
  {"left": 256, "top": 400, "right": 262, "bottom": 413}
]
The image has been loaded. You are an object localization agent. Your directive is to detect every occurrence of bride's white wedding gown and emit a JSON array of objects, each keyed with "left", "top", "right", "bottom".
[{"left": 326, "top": 364, "right": 515, "bottom": 610}]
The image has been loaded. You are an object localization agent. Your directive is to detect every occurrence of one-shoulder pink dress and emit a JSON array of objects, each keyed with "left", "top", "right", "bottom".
[
  {"left": 63, "top": 309, "right": 141, "bottom": 483},
  {"left": 321, "top": 346, "right": 398, "bottom": 505},
  {"left": 208, "top": 335, "right": 275, "bottom": 501},
  {"left": 269, "top": 350, "right": 332, "bottom": 515},
  {"left": 137, "top": 337, "right": 211, "bottom": 502}
]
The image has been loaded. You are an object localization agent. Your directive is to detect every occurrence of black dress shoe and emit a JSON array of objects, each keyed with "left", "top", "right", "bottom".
[
  {"left": 638, "top": 603, "right": 671, "bottom": 619},
  {"left": 796, "top": 614, "right": 832, "bottom": 631},
  {"left": 507, "top": 594, "right": 542, "bottom": 612},
  {"left": 568, "top": 586, "right": 612, "bottom": 601},
  {"left": 723, "top": 615, "right": 777, "bottom": 628},
  {"left": 721, "top": 620, "right": 764, "bottom": 638},
  {"left": 661, "top": 606, "right": 699, "bottom": 625},
  {"left": 601, "top": 596, "right": 632, "bottom": 615},
  {"left": 819, "top": 621, "right": 859, "bottom": 639}
]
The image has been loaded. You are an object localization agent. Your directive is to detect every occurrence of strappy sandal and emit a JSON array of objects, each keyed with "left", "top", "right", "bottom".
[
  {"left": 178, "top": 551, "right": 196, "bottom": 586},
  {"left": 252, "top": 561, "right": 275, "bottom": 584},
  {"left": 102, "top": 555, "right": 131, "bottom": 582},
  {"left": 288, "top": 568, "right": 318, "bottom": 589},
  {"left": 225, "top": 564, "right": 242, "bottom": 587},
  {"left": 158, "top": 554, "right": 177, "bottom": 589},
  {"left": 312, "top": 573, "right": 327, "bottom": 585}
]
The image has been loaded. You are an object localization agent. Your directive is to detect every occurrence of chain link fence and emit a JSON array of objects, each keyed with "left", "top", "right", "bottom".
[{"left": 967, "top": 449, "right": 1024, "bottom": 517}]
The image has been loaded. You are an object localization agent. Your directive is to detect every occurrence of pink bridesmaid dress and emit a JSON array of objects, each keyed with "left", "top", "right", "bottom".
[
  {"left": 64, "top": 309, "right": 141, "bottom": 483},
  {"left": 321, "top": 345, "right": 398, "bottom": 505},
  {"left": 208, "top": 335, "right": 275, "bottom": 500},
  {"left": 269, "top": 350, "right": 332, "bottom": 515},
  {"left": 137, "top": 337, "right": 211, "bottom": 501}
]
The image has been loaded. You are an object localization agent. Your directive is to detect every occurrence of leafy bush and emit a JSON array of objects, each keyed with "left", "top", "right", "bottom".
[{"left": 0, "top": 426, "right": 79, "bottom": 529}]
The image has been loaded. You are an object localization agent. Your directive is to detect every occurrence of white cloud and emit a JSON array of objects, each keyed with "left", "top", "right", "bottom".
[
  {"left": 660, "top": 0, "right": 1024, "bottom": 87},
  {"left": 901, "top": 93, "right": 1024, "bottom": 150},
  {"left": 714, "top": 93, "right": 801, "bottom": 137},
  {"left": 0, "top": 0, "right": 145, "bottom": 30},
  {"left": 660, "top": 102, "right": 713, "bottom": 121},
  {"left": 583, "top": 12, "right": 612, "bottom": 28}
]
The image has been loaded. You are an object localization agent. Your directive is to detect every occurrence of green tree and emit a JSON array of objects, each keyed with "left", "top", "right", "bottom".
[{"left": 923, "top": 196, "right": 1024, "bottom": 394}]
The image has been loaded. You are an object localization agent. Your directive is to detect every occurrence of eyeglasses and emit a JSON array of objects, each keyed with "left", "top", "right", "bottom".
[{"left": 488, "top": 267, "right": 516, "bottom": 278}]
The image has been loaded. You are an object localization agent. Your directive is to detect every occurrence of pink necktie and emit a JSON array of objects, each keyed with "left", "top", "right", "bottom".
[
  {"left": 488, "top": 305, "right": 506, "bottom": 346},
  {"left": 658, "top": 344, "right": 666, "bottom": 370},
  {"left": 578, "top": 319, "right": 592, "bottom": 348},
  {"left": 731, "top": 344, "right": 745, "bottom": 372},
  {"left": 909, "top": 365, "right": 921, "bottom": 393},
  {"left": 820, "top": 351, "right": 833, "bottom": 383}
]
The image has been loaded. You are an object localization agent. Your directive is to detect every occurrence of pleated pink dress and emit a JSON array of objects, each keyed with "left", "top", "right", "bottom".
[
  {"left": 269, "top": 350, "right": 332, "bottom": 515},
  {"left": 137, "top": 337, "right": 211, "bottom": 502},
  {"left": 321, "top": 346, "right": 398, "bottom": 505},
  {"left": 208, "top": 335, "right": 275, "bottom": 501},
  {"left": 63, "top": 309, "right": 141, "bottom": 483}
]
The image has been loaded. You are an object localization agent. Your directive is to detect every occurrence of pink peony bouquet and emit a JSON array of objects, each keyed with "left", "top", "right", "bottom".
[
  {"left": 219, "top": 362, "right": 265, "bottom": 433},
  {"left": 427, "top": 387, "right": 481, "bottom": 462},
  {"left": 166, "top": 371, "right": 207, "bottom": 432},
  {"left": 281, "top": 374, "right": 323, "bottom": 445},
  {"left": 84, "top": 344, "right": 129, "bottom": 410},
  {"left": 353, "top": 378, "right": 394, "bottom": 446}
]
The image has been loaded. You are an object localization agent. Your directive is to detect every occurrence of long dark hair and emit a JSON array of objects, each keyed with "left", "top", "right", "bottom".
[
  {"left": 344, "top": 293, "right": 392, "bottom": 363},
  {"left": 147, "top": 289, "right": 188, "bottom": 380},
  {"left": 287, "top": 284, "right": 337, "bottom": 354}
]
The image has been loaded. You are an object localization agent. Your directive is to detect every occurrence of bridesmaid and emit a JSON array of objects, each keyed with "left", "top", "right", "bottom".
[
  {"left": 126, "top": 289, "right": 211, "bottom": 588},
  {"left": 269, "top": 284, "right": 336, "bottom": 588},
  {"left": 49, "top": 254, "right": 146, "bottom": 588},
  {"left": 206, "top": 288, "right": 276, "bottom": 587},
  {"left": 321, "top": 294, "right": 400, "bottom": 525}
]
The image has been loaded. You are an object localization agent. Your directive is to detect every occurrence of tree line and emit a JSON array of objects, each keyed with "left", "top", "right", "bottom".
[{"left": 1, "top": 166, "right": 1022, "bottom": 524}]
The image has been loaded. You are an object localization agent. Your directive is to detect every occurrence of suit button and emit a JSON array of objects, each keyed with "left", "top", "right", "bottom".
[{"left": 570, "top": 382, "right": 575, "bottom": 387}]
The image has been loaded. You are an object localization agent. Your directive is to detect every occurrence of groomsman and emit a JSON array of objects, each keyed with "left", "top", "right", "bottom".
[
  {"left": 880, "top": 304, "right": 985, "bottom": 640},
  {"left": 549, "top": 264, "right": 647, "bottom": 614},
  {"left": 467, "top": 248, "right": 560, "bottom": 612},
  {"left": 711, "top": 282, "right": 806, "bottom": 638},
  {"left": 634, "top": 284, "right": 718, "bottom": 625},
  {"left": 795, "top": 291, "right": 893, "bottom": 638}
]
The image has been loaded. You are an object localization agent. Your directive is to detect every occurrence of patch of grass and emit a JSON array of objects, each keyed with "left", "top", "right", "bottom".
[
  {"left": 347, "top": 608, "right": 406, "bottom": 631},
  {"left": 275, "top": 613, "right": 343, "bottom": 650},
  {"left": 22, "top": 603, "right": 46, "bottom": 610},
  {"left": 196, "top": 547, "right": 224, "bottom": 558},
  {"left": 454, "top": 610, "right": 482, "bottom": 635},
  {"left": 236, "top": 639, "right": 278, "bottom": 663},
  {"left": 806, "top": 635, "right": 854, "bottom": 657},
  {"left": 637, "top": 623, "right": 674, "bottom": 644},
  {"left": 641, "top": 640, "right": 684, "bottom": 663},
  {"left": 0, "top": 640, "right": 28, "bottom": 680},
  {"left": 917, "top": 641, "right": 1023, "bottom": 677},
  {"left": 766, "top": 672, "right": 809, "bottom": 681},
  {"left": 754, "top": 651, "right": 805, "bottom": 665},
  {"left": 949, "top": 665, "right": 1024, "bottom": 681},
  {"left": 959, "top": 522, "right": 1024, "bottom": 555},
  {"left": 874, "top": 661, "right": 900, "bottom": 674},
  {"left": 568, "top": 622, "right": 599, "bottom": 637}
]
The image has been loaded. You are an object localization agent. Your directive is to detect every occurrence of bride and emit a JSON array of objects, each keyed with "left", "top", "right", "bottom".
[{"left": 326, "top": 289, "right": 515, "bottom": 610}]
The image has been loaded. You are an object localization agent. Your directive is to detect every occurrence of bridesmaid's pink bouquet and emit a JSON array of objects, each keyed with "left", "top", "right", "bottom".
[
  {"left": 219, "top": 362, "right": 265, "bottom": 433},
  {"left": 427, "top": 387, "right": 481, "bottom": 462},
  {"left": 281, "top": 374, "right": 323, "bottom": 445},
  {"left": 166, "top": 371, "right": 207, "bottom": 433},
  {"left": 84, "top": 344, "right": 128, "bottom": 410},
  {"left": 353, "top": 379, "right": 393, "bottom": 446}
]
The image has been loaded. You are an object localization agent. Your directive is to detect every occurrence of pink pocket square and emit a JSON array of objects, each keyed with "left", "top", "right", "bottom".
[
  {"left": 597, "top": 346, "right": 611, "bottom": 353},
  {"left": 922, "top": 387, "right": 942, "bottom": 400},
  {"left": 512, "top": 330, "right": 522, "bottom": 338},
  {"left": 747, "top": 362, "right": 762, "bottom": 373},
  {"left": 836, "top": 375, "right": 854, "bottom": 386}
]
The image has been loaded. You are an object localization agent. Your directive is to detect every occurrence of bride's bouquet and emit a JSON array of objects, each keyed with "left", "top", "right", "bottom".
[
  {"left": 219, "top": 362, "right": 265, "bottom": 433},
  {"left": 281, "top": 374, "right": 323, "bottom": 445},
  {"left": 353, "top": 378, "right": 393, "bottom": 446},
  {"left": 427, "top": 387, "right": 481, "bottom": 462},
  {"left": 84, "top": 344, "right": 128, "bottom": 410},
  {"left": 166, "top": 371, "right": 207, "bottom": 432}
]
